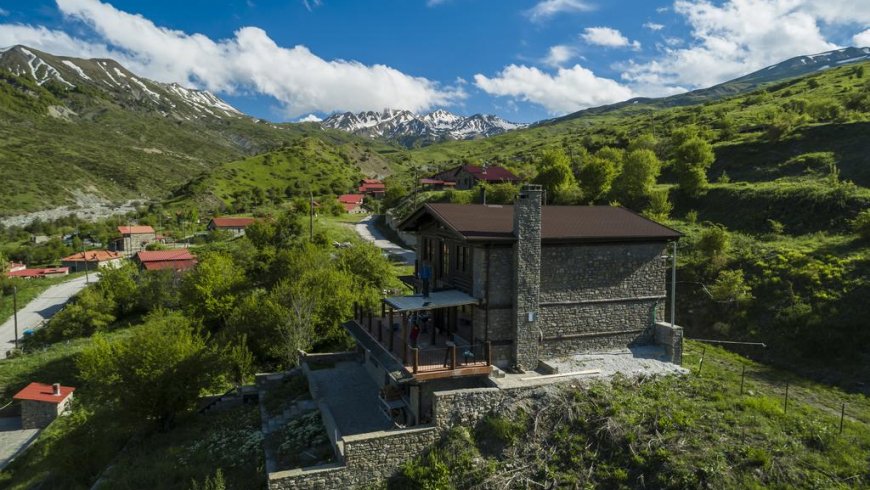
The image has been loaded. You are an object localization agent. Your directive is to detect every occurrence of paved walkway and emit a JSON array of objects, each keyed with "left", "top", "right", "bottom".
[
  {"left": 0, "top": 274, "right": 98, "bottom": 357},
  {"left": 307, "top": 361, "right": 392, "bottom": 436},
  {"left": 0, "top": 418, "right": 39, "bottom": 470},
  {"left": 354, "top": 216, "right": 416, "bottom": 265}
]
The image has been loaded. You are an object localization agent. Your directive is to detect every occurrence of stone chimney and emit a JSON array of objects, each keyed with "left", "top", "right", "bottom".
[
  {"left": 512, "top": 184, "right": 543, "bottom": 370},
  {"left": 52, "top": 383, "right": 61, "bottom": 396}
]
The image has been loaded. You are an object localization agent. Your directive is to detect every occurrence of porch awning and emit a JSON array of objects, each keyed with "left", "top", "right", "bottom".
[{"left": 384, "top": 289, "right": 479, "bottom": 312}]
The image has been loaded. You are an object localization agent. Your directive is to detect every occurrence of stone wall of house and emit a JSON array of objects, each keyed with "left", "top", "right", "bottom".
[
  {"left": 655, "top": 321, "right": 684, "bottom": 365},
  {"left": 535, "top": 242, "right": 668, "bottom": 354},
  {"left": 20, "top": 397, "right": 70, "bottom": 429},
  {"left": 267, "top": 426, "right": 437, "bottom": 490}
]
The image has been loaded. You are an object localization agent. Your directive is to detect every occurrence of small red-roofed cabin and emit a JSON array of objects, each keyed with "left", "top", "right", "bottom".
[
  {"left": 14, "top": 382, "right": 76, "bottom": 429},
  {"left": 339, "top": 194, "right": 366, "bottom": 214},
  {"left": 207, "top": 217, "right": 257, "bottom": 237},
  {"left": 114, "top": 225, "right": 157, "bottom": 254},
  {"left": 429, "top": 164, "right": 521, "bottom": 190},
  {"left": 358, "top": 178, "right": 386, "bottom": 198},
  {"left": 134, "top": 249, "right": 198, "bottom": 272},
  {"left": 7, "top": 262, "right": 26, "bottom": 273},
  {"left": 60, "top": 250, "right": 123, "bottom": 273}
]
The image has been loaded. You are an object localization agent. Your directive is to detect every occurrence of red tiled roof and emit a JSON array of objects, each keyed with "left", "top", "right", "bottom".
[
  {"left": 118, "top": 225, "right": 155, "bottom": 235},
  {"left": 209, "top": 217, "right": 257, "bottom": 228},
  {"left": 61, "top": 250, "right": 121, "bottom": 262},
  {"left": 136, "top": 250, "right": 195, "bottom": 262},
  {"left": 7, "top": 267, "right": 69, "bottom": 278},
  {"left": 361, "top": 178, "right": 382, "bottom": 185},
  {"left": 338, "top": 194, "right": 365, "bottom": 204},
  {"left": 402, "top": 204, "right": 682, "bottom": 243},
  {"left": 342, "top": 202, "right": 361, "bottom": 212},
  {"left": 142, "top": 259, "right": 198, "bottom": 271},
  {"left": 14, "top": 382, "right": 75, "bottom": 403}
]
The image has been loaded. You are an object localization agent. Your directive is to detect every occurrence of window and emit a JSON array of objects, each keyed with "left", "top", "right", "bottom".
[
  {"left": 455, "top": 245, "right": 470, "bottom": 273},
  {"left": 439, "top": 241, "right": 449, "bottom": 279}
]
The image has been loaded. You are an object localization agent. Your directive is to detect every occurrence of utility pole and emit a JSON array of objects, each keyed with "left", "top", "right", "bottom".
[
  {"left": 82, "top": 239, "right": 90, "bottom": 284},
  {"left": 671, "top": 241, "right": 677, "bottom": 328},
  {"left": 413, "top": 167, "right": 418, "bottom": 204},
  {"left": 13, "top": 286, "right": 18, "bottom": 349}
]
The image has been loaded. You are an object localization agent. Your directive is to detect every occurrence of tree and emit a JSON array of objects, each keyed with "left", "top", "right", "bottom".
[
  {"left": 138, "top": 269, "right": 179, "bottom": 311},
  {"left": 578, "top": 154, "right": 619, "bottom": 202},
  {"left": 627, "top": 133, "right": 658, "bottom": 153},
  {"left": 77, "top": 310, "right": 223, "bottom": 431},
  {"left": 644, "top": 188, "right": 673, "bottom": 221},
  {"left": 533, "top": 148, "right": 579, "bottom": 203},
  {"left": 225, "top": 289, "right": 290, "bottom": 364},
  {"left": 336, "top": 243, "right": 394, "bottom": 309},
  {"left": 673, "top": 136, "right": 715, "bottom": 197},
  {"left": 853, "top": 209, "right": 870, "bottom": 241},
  {"left": 98, "top": 263, "right": 139, "bottom": 316},
  {"left": 613, "top": 149, "right": 661, "bottom": 206},
  {"left": 481, "top": 182, "right": 519, "bottom": 205},
  {"left": 697, "top": 225, "right": 730, "bottom": 270},
  {"left": 709, "top": 269, "right": 753, "bottom": 305},
  {"left": 41, "top": 287, "right": 116, "bottom": 342},
  {"left": 181, "top": 252, "right": 246, "bottom": 328}
]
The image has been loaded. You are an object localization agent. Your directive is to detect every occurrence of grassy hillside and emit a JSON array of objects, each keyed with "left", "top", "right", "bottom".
[
  {"left": 0, "top": 66, "right": 407, "bottom": 216},
  {"left": 168, "top": 136, "right": 404, "bottom": 212},
  {"left": 396, "top": 341, "right": 870, "bottom": 489}
]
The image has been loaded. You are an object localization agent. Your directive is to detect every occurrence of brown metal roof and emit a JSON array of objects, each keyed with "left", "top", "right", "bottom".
[{"left": 402, "top": 203, "right": 681, "bottom": 243}]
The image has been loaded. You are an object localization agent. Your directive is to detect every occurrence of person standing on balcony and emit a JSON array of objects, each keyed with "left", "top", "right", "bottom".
[
  {"left": 410, "top": 323, "right": 420, "bottom": 348},
  {"left": 420, "top": 260, "right": 432, "bottom": 298}
]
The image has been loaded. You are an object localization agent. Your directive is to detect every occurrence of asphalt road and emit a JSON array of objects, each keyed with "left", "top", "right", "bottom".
[
  {"left": 354, "top": 216, "right": 416, "bottom": 265},
  {"left": 0, "top": 274, "right": 96, "bottom": 357}
]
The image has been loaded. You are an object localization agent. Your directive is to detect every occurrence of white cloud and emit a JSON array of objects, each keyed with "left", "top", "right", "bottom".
[
  {"left": 297, "top": 113, "right": 322, "bottom": 122},
  {"left": 542, "top": 44, "right": 577, "bottom": 67},
  {"left": 0, "top": 0, "right": 463, "bottom": 118},
  {"left": 0, "top": 8, "right": 9, "bottom": 16},
  {"left": 643, "top": 22, "right": 664, "bottom": 31},
  {"left": 855, "top": 29, "right": 870, "bottom": 47},
  {"left": 526, "top": 0, "right": 594, "bottom": 22},
  {"left": 302, "top": 0, "right": 321, "bottom": 12},
  {"left": 426, "top": 0, "right": 449, "bottom": 6},
  {"left": 474, "top": 64, "right": 634, "bottom": 114},
  {"left": 581, "top": 27, "right": 641, "bottom": 49},
  {"left": 622, "top": 0, "right": 843, "bottom": 91}
]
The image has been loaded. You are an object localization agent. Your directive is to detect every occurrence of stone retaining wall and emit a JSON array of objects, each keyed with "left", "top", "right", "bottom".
[{"left": 268, "top": 426, "right": 437, "bottom": 490}]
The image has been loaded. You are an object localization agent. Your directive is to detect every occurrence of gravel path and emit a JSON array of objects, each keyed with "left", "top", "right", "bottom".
[
  {"left": 354, "top": 216, "right": 416, "bottom": 265},
  {"left": 0, "top": 274, "right": 98, "bottom": 357}
]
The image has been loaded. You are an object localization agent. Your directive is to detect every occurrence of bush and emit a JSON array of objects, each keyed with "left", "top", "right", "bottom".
[{"left": 853, "top": 209, "right": 870, "bottom": 241}]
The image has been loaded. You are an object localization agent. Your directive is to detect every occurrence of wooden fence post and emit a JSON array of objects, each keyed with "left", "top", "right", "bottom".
[
  {"left": 485, "top": 341, "right": 492, "bottom": 366},
  {"left": 413, "top": 348, "right": 419, "bottom": 374},
  {"left": 450, "top": 344, "right": 457, "bottom": 370},
  {"left": 839, "top": 403, "right": 845, "bottom": 435},
  {"left": 740, "top": 365, "right": 746, "bottom": 395}
]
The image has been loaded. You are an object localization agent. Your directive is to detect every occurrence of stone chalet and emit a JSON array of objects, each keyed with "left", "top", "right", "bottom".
[
  {"left": 207, "top": 217, "right": 257, "bottom": 237},
  {"left": 429, "top": 164, "right": 521, "bottom": 190},
  {"left": 113, "top": 225, "right": 157, "bottom": 254},
  {"left": 342, "top": 185, "right": 682, "bottom": 427}
]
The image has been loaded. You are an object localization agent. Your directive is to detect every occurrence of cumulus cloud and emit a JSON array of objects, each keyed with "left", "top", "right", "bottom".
[
  {"left": 0, "top": 0, "right": 462, "bottom": 117},
  {"left": 621, "top": 0, "right": 843, "bottom": 90},
  {"left": 581, "top": 27, "right": 641, "bottom": 49},
  {"left": 855, "top": 29, "right": 870, "bottom": 47},
  {"left": 542, "top": 45, "right": 577, "bottom": 67},
  {"left": 474, "top": 64, "right": 633, "bottom": 114},
  {"left": 643, "top": 22, "right": 664, "bottom": 31},
  {"left": 526, "top": 0, "right": 594, "bottom": 22},
  {"left": 297, "top": 113, "right": 322, "bottom": 122}
]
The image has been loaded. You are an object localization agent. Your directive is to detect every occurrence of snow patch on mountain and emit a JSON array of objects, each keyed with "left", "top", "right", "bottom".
[
  {"left": 321, "top": 109, "right": 526, "bottom": 143},
  {"left": 61, "top": 60, "right": 91, "bottom": 80}
]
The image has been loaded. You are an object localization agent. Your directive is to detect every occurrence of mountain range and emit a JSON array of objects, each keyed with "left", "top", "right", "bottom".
[{"left": 320, "top": 109, "right": 526, "bottom": 146}]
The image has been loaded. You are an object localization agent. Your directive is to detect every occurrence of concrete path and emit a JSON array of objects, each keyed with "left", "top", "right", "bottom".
[
  {"left": 0, "top": 418, "right": 39, "bottom": 470},
  {"left": 0, "top": 274, "right": 97, "bottom": 356},
  {"left": 307, "top": 361, "right": 392, "bottom": 436},
  {"left": 354, "top": 216, "right": 416, "bottom": 265}
]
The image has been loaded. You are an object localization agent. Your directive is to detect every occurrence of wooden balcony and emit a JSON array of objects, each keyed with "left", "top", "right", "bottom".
[{"left": 348, "top": 301, "right": 492, "bottom": 382}]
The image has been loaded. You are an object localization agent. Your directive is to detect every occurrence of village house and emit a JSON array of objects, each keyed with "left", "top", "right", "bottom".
[
  {"left": 207, "top": 217, "right": 257, "bottom": 237},
  {"left": 60, "top": 250, "right": 123, "bottom": 272},
  {"left": 358, "top": 178, "right": 386, "bottom": 199},
  {"left": 113, "top": 225, "right": 157, "bottom": 254},
  {"left": 6, "top": 262, "right": 26, "bottom": 273},
  {"left": 134, "top": 249, "right": 198, "bottom": 272},
  {"left": 6, "top": 267, "right": 69, "bottom": 279},
  {"left": 13, "top": 382, "right": 75, "bottom": 429},
  {"left": 338, "top": 194, "right": 366, "bottom": 214},
  {"left": 342, "top": 185, "right": 682, "bottom": 426},
  {"left": 429, "top": 164, "right": 521, "bottom": 190}
]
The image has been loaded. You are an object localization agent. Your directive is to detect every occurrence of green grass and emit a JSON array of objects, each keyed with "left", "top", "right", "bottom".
[{"left": 399, "top": 342, "right": 870, "bottom": 489}]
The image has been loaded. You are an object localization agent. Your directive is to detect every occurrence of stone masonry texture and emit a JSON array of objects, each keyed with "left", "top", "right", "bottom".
[{"left": 512, "top": 186, "right": 543, "bottom": 370}]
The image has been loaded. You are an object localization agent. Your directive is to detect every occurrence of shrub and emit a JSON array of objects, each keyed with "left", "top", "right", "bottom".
[{"left": 853, "top": 209, "right": 870, "bottom": 241}]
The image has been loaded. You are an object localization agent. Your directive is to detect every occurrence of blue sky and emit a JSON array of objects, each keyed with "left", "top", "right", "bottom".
[{"left": 1, "top": 0, "right": 869, "bottom": 122}]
